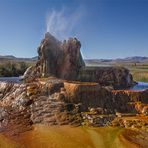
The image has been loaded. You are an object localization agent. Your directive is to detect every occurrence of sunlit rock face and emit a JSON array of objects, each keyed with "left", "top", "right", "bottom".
[{"left": 36, "top": 32, "right": 85, "bottom": 80}]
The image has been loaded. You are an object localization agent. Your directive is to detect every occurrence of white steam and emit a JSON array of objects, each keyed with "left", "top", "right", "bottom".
[{"left": 46, "top": 7, "right": 84, "bottom": 40}]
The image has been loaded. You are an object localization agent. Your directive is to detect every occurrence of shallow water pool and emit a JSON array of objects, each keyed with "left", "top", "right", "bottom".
[
  {"left": 130, "top": 81, "right": 148, "bottom": 90},
  {"left": 0, "top": 77, "right": 21, "bottom": 83}
]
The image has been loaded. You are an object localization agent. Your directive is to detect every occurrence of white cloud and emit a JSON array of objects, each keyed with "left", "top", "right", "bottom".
[{"left": 46, "top": 7, "right": 85, "bottom": 40}]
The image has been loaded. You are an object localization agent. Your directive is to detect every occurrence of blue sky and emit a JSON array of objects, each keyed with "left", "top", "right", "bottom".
[{"left": 0, "top": 0, "right": 148, "bottom": 59}]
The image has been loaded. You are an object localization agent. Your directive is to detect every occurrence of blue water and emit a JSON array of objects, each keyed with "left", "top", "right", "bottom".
[
  {"left": 130, "top": 82, "right": 148, "bottom": 90},
  {"left": 0, "top": 77, "right": 21, "bottom": 83}
]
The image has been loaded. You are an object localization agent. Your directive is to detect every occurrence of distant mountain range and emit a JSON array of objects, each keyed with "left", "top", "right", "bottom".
[
  {"left": 0, "top": 55, "right": 37, "bottom": 61},
  {"left": 85, "top": 56, "right": 148, "bottom": 66},
  {"left": 0, "top": 55, "right": 148, "bottom": 64}
]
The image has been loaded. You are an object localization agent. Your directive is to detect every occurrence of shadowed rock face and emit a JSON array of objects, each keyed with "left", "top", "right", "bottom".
[
  {"left": 64, "top": 81, "right": 113, "bottom": 112},
  {"left": 0, "top": 79, "right": 147, "bottom": 133},
  {"left": 78, "top": 67, "right": 133, "bottom": 89},
  {"left": 36, "top": 32, "right": 85, "bottom": 80}
]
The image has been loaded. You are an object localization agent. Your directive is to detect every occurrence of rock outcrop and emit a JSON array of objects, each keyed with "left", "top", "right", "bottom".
[
  {"left": 1, "top": 33, "right": 143, "bottom": 137},
  {"left": 112, "top": 89, "right": 148, "bottom": 113},
  {"left": 0, "top": 79, "right": 83, "bottom": 134},
  {"left": 78, "top": 66, "right": 133, "bottom": 89},
  {"left": 64, "top": 81, "right": 113, "bottom": 112},
  {"left": 35, "top": 32, "right": 85, "bottom": 80},
  {"left": 0, "top": 78, "right": 146, "bottom": 132},
  {"left": 23, "top": 32, "right": 133, "bottom": 89}
]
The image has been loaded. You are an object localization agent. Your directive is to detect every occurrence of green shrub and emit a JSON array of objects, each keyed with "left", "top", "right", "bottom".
[{"left": 0, "top": 62, "right": 29, "bottom": 77}]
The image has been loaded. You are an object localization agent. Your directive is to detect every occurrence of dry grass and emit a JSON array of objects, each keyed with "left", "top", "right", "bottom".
[
  {"left": 124, "top": 64, "right": 148, "bottom": 82},
  {"left": 131, "top": 71, "right": 148, "bottom": 82},
  {"left": 113, "top": 63, "right": 148, "bottom": 82}
]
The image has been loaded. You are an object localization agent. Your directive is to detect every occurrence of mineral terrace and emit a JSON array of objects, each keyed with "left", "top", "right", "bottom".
[{"left": 0, "top": 33, "right": 148, "bottom": 146}]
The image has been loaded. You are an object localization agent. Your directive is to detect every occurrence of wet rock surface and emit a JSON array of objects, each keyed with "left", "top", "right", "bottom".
[
  {"left": 0, "top": 78, "right": 147, "bottom": 137},
  {"left": 23, "top": 32, "right": 133, "bottom": 89},
  {"left": 121, "top": 128, "right": 148, "bottom": 148},
  {"left": 0, "top": 106, "right": 32, "bottom": 137},
  {"left": 0, "top": 33, "right": 147, "bottom": 146},
  {"left": 81, "top": 113, "right": 115, "bottom": 126},
  {"left": 78, "top": 66, "right": 133, "bottom": 89},
  {"left": 0, "top": 79, "right": 83, "bottom": 135},
  {"left": 33, "top": 32, "right": 85, "bottom": 80},
  {"left": 112, "top": 89, "right": 148, "bottom": 113}
]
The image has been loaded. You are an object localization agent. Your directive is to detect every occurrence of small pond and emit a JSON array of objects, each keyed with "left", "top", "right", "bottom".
[
  {"left": 130, "top": 81, "right": 148, "bottom": 90},
  {"left": 0, "top": 77, "right": 21, "bottom": 83}
]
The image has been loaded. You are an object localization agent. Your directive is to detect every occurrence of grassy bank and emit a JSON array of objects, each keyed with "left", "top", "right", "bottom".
[
  {"left": 113, "top": 63, "right": 148, "bottom": 82},
  {"left": 0, "top": 61, "right": 31, "bottom": 77},
  {"left": 127, "top": 65, "right": 148, "bottom": 82},
  {"left": 131, "top": 71, "right": 148, "bottom": 82}
]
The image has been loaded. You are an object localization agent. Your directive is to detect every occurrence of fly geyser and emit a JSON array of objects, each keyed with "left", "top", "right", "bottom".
[
  {"left": 23, "top": 32, "right": 133, "bottom": 89},
  {"left": 25, "top": 32, "right": 85, "bottom": 80},
  {"left": 0, "top": 33, "right": 148, "bottom": 147}
]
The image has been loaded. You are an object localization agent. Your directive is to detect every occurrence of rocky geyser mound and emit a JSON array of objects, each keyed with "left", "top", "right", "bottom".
[
  {"left": 23, "top": 32, "right": 133, "bottom": 89},
  {"left": 0, "top": 32, "right": 140, "bottom": 137},
  {"left": 23, "top": 32, "right": 85, "bottom": 81}
]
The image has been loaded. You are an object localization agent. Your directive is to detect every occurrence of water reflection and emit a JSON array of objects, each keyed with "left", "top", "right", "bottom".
[
  {"left": 130, "top": 82, "right": 148, "bottom": 90},
  {"left": 0, "top": 77, "right": 21, "bottom": 83}
]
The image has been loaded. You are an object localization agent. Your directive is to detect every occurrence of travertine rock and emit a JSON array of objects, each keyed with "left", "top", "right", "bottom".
[
  {"left": 112, "top": 89, "right": 148, "bottom": 113},
  {"left": 36, "top": 32, "right": 85, "bottom": 80},
  {"left": 59, "top": 38, "right": 85, "bottom": 80},
  {"left": 78, "top": 66, "right": 133, "bottom": 89},
  {"left": 20, "top": 66, "right": 37, "bottom": 83},
  {"left": 23, "top": 32, "right": 133, "bottom": 89},
  {"left": 0, "top": 77, "right": 147, "bottom": 133},
  {"left": 64, "top": 81, "right": 114, "bottom": 112}
]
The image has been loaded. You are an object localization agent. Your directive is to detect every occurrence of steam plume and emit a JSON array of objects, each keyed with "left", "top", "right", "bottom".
[{"left": 46, "top": 7, "right": 84, "bottom": 40}]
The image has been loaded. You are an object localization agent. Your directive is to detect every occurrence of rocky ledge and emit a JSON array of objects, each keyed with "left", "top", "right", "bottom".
[
  {"left": 0, "top": 33, "right": 147, "bottom": 139},
  {"left": 0, "top": 79, "right": 147, "bottom": 137},
  {"left": 22, "top": 32, "right": 133, "bottom": 89}
]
